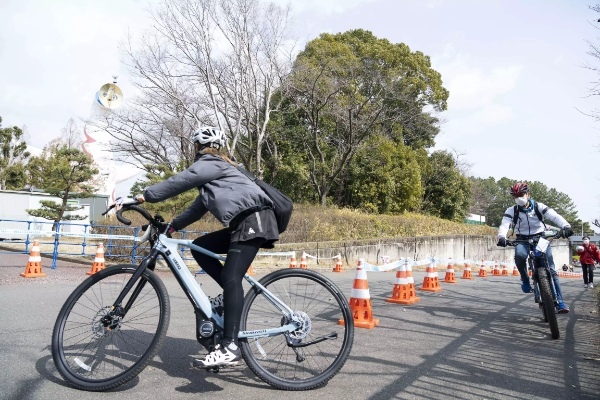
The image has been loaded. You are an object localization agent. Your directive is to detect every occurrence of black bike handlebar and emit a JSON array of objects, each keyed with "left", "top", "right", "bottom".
[
  {"left": 102, "top": 202, "right": 157, "bottom": 226},
  {"left": 505, "top": 231, "right": 562, "bottom": 247}
]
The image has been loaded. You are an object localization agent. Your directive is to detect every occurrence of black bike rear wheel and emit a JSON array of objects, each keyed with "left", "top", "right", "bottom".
[
  {"left": 52, "top": 264, "right": 170, "bottom": 391},
  {"left": 240, "top": 269, "right": 354, "bottom": 390},
  {"left": 537, "top": 269, "right": 559, "bottom": 339}
]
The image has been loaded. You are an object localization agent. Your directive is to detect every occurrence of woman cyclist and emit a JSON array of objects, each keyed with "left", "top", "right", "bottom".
[{"left": 135, "top": 127, "right": 279, "bottom": 368}]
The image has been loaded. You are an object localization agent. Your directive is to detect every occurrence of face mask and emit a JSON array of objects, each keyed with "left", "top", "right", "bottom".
[
  {"left": 583, "top": 239, "right": 590, "bottom": 245},
  {"left": 514, "top": 196, "right": 528, "bottom": 207}
]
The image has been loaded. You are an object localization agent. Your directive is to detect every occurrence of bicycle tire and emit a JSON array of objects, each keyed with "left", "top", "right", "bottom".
[
  {"left": 537, "top": 269, "right": 559, "bottom": 339},
  {"left": 240, "top": 269, "right": 354, "bottom": 390},
  {"left": 52, "top": 264, "right": 170, "bottom": 391},
  {"left": 541, "top": 303, "right": 548, "bottom": 322}
]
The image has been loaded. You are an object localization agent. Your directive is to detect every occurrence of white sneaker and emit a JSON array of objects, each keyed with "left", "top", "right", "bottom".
[
  {"left": 589, "top": 282, "right": 594, "bottom": 289},
  {"left": 584, "top": 284, "right": 589, "bottom": 288},
  {"left": 192, "top": 342, "right": 242, "bottom": 368}
]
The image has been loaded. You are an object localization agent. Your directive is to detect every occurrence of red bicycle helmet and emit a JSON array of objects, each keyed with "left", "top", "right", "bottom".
[{"left": 510, "top": 182, "right": 529, "bottom": 197}]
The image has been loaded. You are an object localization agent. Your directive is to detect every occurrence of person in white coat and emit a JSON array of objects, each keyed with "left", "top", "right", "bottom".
[{"left": 496, "top": 181, "right": 573, "bottom": 313}]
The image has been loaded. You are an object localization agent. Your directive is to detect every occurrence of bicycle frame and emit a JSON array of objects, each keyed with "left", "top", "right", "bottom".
[{"left": 110, "top": 233, "right": 300, "bottom": 341}]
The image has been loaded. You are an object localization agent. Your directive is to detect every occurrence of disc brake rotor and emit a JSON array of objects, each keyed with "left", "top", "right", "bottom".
[{"left": 288, "top": 311, "right": 311, "bottom": 340}]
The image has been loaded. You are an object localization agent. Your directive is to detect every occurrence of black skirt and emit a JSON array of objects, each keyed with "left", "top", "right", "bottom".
[{"left": 230, "top": 208, "right": 279, "bottom": 248}]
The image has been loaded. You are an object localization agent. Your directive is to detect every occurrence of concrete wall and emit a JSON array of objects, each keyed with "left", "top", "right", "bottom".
[{"left": 273, "top": 235, "right": 571, "bottom": 269}]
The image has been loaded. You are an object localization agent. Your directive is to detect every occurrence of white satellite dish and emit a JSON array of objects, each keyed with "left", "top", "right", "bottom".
[{"left": 97, "top": 82, "right": 124, "bottom": 109}]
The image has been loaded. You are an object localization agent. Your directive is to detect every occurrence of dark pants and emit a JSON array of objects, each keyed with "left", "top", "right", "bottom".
[
  {"left": 190, "top": 229, "right": 264, "bottom": 344},
  {"left": 582, "top": 263, "right": 595, "bottom": 284},
  {"left": 514, "top": 243, "right": 565, "bottom": 302}
]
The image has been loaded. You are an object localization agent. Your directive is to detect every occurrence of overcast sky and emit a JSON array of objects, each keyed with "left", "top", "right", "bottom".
[{"left": 1, "top": 0, "right": 599, "bottom": 227}]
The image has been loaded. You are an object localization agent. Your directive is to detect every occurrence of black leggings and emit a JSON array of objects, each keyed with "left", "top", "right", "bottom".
[
  {"left": 190, "top": 229, "right": 264, "bottom": 345},
  {"left": 582, "top": 263, "right": 594, "bottom": 284}
]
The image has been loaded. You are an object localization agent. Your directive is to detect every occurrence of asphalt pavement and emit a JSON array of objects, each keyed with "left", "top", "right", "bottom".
[{"left": 1, "top": 253, "right": 599, "bottom": 400}]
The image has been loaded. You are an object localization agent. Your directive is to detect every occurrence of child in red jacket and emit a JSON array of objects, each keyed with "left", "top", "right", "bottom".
[{"left": 577, "top": 236, "right": 600, "bottom": 288}]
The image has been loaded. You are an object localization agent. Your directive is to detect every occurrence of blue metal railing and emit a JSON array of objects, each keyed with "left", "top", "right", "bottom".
[{"left": 0, "top": 219, "right": 207, "bottom": 269}]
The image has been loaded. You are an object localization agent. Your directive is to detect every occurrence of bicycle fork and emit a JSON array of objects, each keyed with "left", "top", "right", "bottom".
[{"left": 100, "top": 249, "right": 159, "bottom": 332}]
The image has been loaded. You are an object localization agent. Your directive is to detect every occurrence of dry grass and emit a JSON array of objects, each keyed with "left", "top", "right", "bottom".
[{"left": 98, "top": 203, "right": 496, "bottom": 243}]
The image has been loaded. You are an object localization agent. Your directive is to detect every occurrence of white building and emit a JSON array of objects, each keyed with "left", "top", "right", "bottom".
[{"left": 0, "top": 189, "right": 108, "bottom": 239}]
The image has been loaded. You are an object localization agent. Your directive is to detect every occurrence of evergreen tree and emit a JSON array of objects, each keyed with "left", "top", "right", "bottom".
[
  {"left": 26, "top": 146, "right": 98, "bottom": 230},
  {"left": 0, "top": 116, "right": 30, "bottom": 189}
]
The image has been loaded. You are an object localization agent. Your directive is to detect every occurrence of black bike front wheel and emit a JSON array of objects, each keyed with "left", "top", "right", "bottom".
[
  {"left": 541, "top": 303, "right": 548, "bottom": 322},
  {"left": 52, "top": 264, "right": 170, "bottom": 391},
  {"left": 240, "top": 269, "right": 354, "bottom": 390},
  {"left": 536, "top": 269, "right": 559, "bottom": 339}
]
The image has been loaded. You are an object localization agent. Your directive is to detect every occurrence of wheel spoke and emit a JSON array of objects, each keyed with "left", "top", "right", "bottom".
[
  {"left": 241, "top": 269, "right": 353, "bottom": 390},
  {"left": 52, "top": 265, "right": 170, "bottom": 390}
]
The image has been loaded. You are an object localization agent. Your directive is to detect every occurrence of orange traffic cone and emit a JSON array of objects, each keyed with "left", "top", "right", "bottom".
[
  {"left": 420, "top": 260, "right": 442, "bottom": 292},
  {"left": 289, "top": 256, "right": 297, "bottom": 269},
  {"left": 478, "top": 261, "right": 488, "bottom": 277},
  {"left": 247, "top": 265, "right": 255, "bottom": 275},
  {"left": 333, "top": 256, "right": 343, "bottom": 272},
  {"left": 339, "top": 260, "right": 379, "bottom": 329},
  {"left": 299, "top": 254, "right": 308, "bottom": 269},
  {"left": 512, "top": 265, "right": 520, "bottom": 276},
  {"left": 443, "top": 259, "right": 457, "bottom": 283},
  {"left": 86, "top": 243, "right": 106, "bottom": 275},
  {"left": 501, "top": 263, "right": 509, "bottom": 276},
  {"left": 386, "top": 260, "right": 420, "bottom": 305},
  {"left": 20, "top": 240, "right": 46, "bottom": 278},
  {"left": 491, "top": 261, "right": 501, "bottom": 276},
  {"left": 462, "top": 262, "right": 474, "bottom": 280}
]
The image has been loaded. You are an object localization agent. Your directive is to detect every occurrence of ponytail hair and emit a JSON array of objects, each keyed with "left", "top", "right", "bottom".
[{"left": 200, "top": 147, "right": 238, "bottom": 166}]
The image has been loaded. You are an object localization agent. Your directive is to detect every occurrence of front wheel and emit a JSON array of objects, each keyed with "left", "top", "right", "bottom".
[
  {"left": 240, "top": 269, "right": 354, "bottom": 390},
  {"left": 537, "top": 268, "right": 559, "bottom": 339},
  {"left": 541, "top": 303, "right": 548, "bottom": 322},
  {"left": 52, "top": 264, "right": 170, "bottom": 391}
]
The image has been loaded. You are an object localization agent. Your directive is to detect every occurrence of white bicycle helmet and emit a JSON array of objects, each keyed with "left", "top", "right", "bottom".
[{"left": 193, "top": 127, "right": 224, "bottom": 149}]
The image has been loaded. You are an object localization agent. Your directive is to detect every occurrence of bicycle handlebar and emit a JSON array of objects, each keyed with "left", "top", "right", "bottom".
[
  {"left": 505, "top": 230, "right": 562, "bottom": 247},
  {"left": 102, "top": 201, "right": 158, "bottom": 226}
]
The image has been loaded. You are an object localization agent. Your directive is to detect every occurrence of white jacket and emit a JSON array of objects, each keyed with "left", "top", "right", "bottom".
[{"left": 497, "top": 201, "right": 570, "bottom": 239}]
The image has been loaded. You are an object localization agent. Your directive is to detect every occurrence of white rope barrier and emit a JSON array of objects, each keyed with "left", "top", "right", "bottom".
[
  {"left": 302, "top": 252, "right": 341, "bottom": 260},
  {"left": 256, "top": 251, "right": 296, "bottom": 257},
  {"left": 0, "top": 229, "right": 140, "bottom": 241}
]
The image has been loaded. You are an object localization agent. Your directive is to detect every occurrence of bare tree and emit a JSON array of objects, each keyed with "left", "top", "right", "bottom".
[
  {"left": 583, "top": 5, "right": 600, "bottom": 122},
  {"left": 46, "top": 118, "right": 84, "bottom": 150},
  {"left": 102, "top": 0, "right": 294, "bottom": 177}
]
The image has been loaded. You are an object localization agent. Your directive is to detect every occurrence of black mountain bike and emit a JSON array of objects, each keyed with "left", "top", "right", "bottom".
[
  {"left": 507, "top": 231, "right": 563, "bottom": 339},
  {"left": 51, "top": 200, "right": 354, "bottom": 391}
]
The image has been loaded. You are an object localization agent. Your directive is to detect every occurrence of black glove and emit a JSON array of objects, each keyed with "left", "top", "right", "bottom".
[
  {"left": 497, "top": 237, "right": 507, "bottom": 247},
  {"left": 562, "top": 227, "right": 574, "bottom": 238}
]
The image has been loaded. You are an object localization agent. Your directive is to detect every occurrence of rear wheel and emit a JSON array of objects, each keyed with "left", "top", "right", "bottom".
[
  {"left": 52, "top": 264, "right": 170, "bottom": 391},
  {"left": 537, "top": 268, "right": 559, "bottom": 339},
  {"left": 240, "top": 269, "right": 354, "bottom": 390}
]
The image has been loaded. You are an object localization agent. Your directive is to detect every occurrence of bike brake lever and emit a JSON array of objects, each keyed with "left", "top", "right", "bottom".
[{"left": 101, "top": 204, "right": 116, "bottom": 216}]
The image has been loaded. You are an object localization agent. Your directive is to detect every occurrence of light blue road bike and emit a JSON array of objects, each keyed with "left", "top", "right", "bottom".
[{"left": 51, "top": 201, "right": 354, "bottom": 391}]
